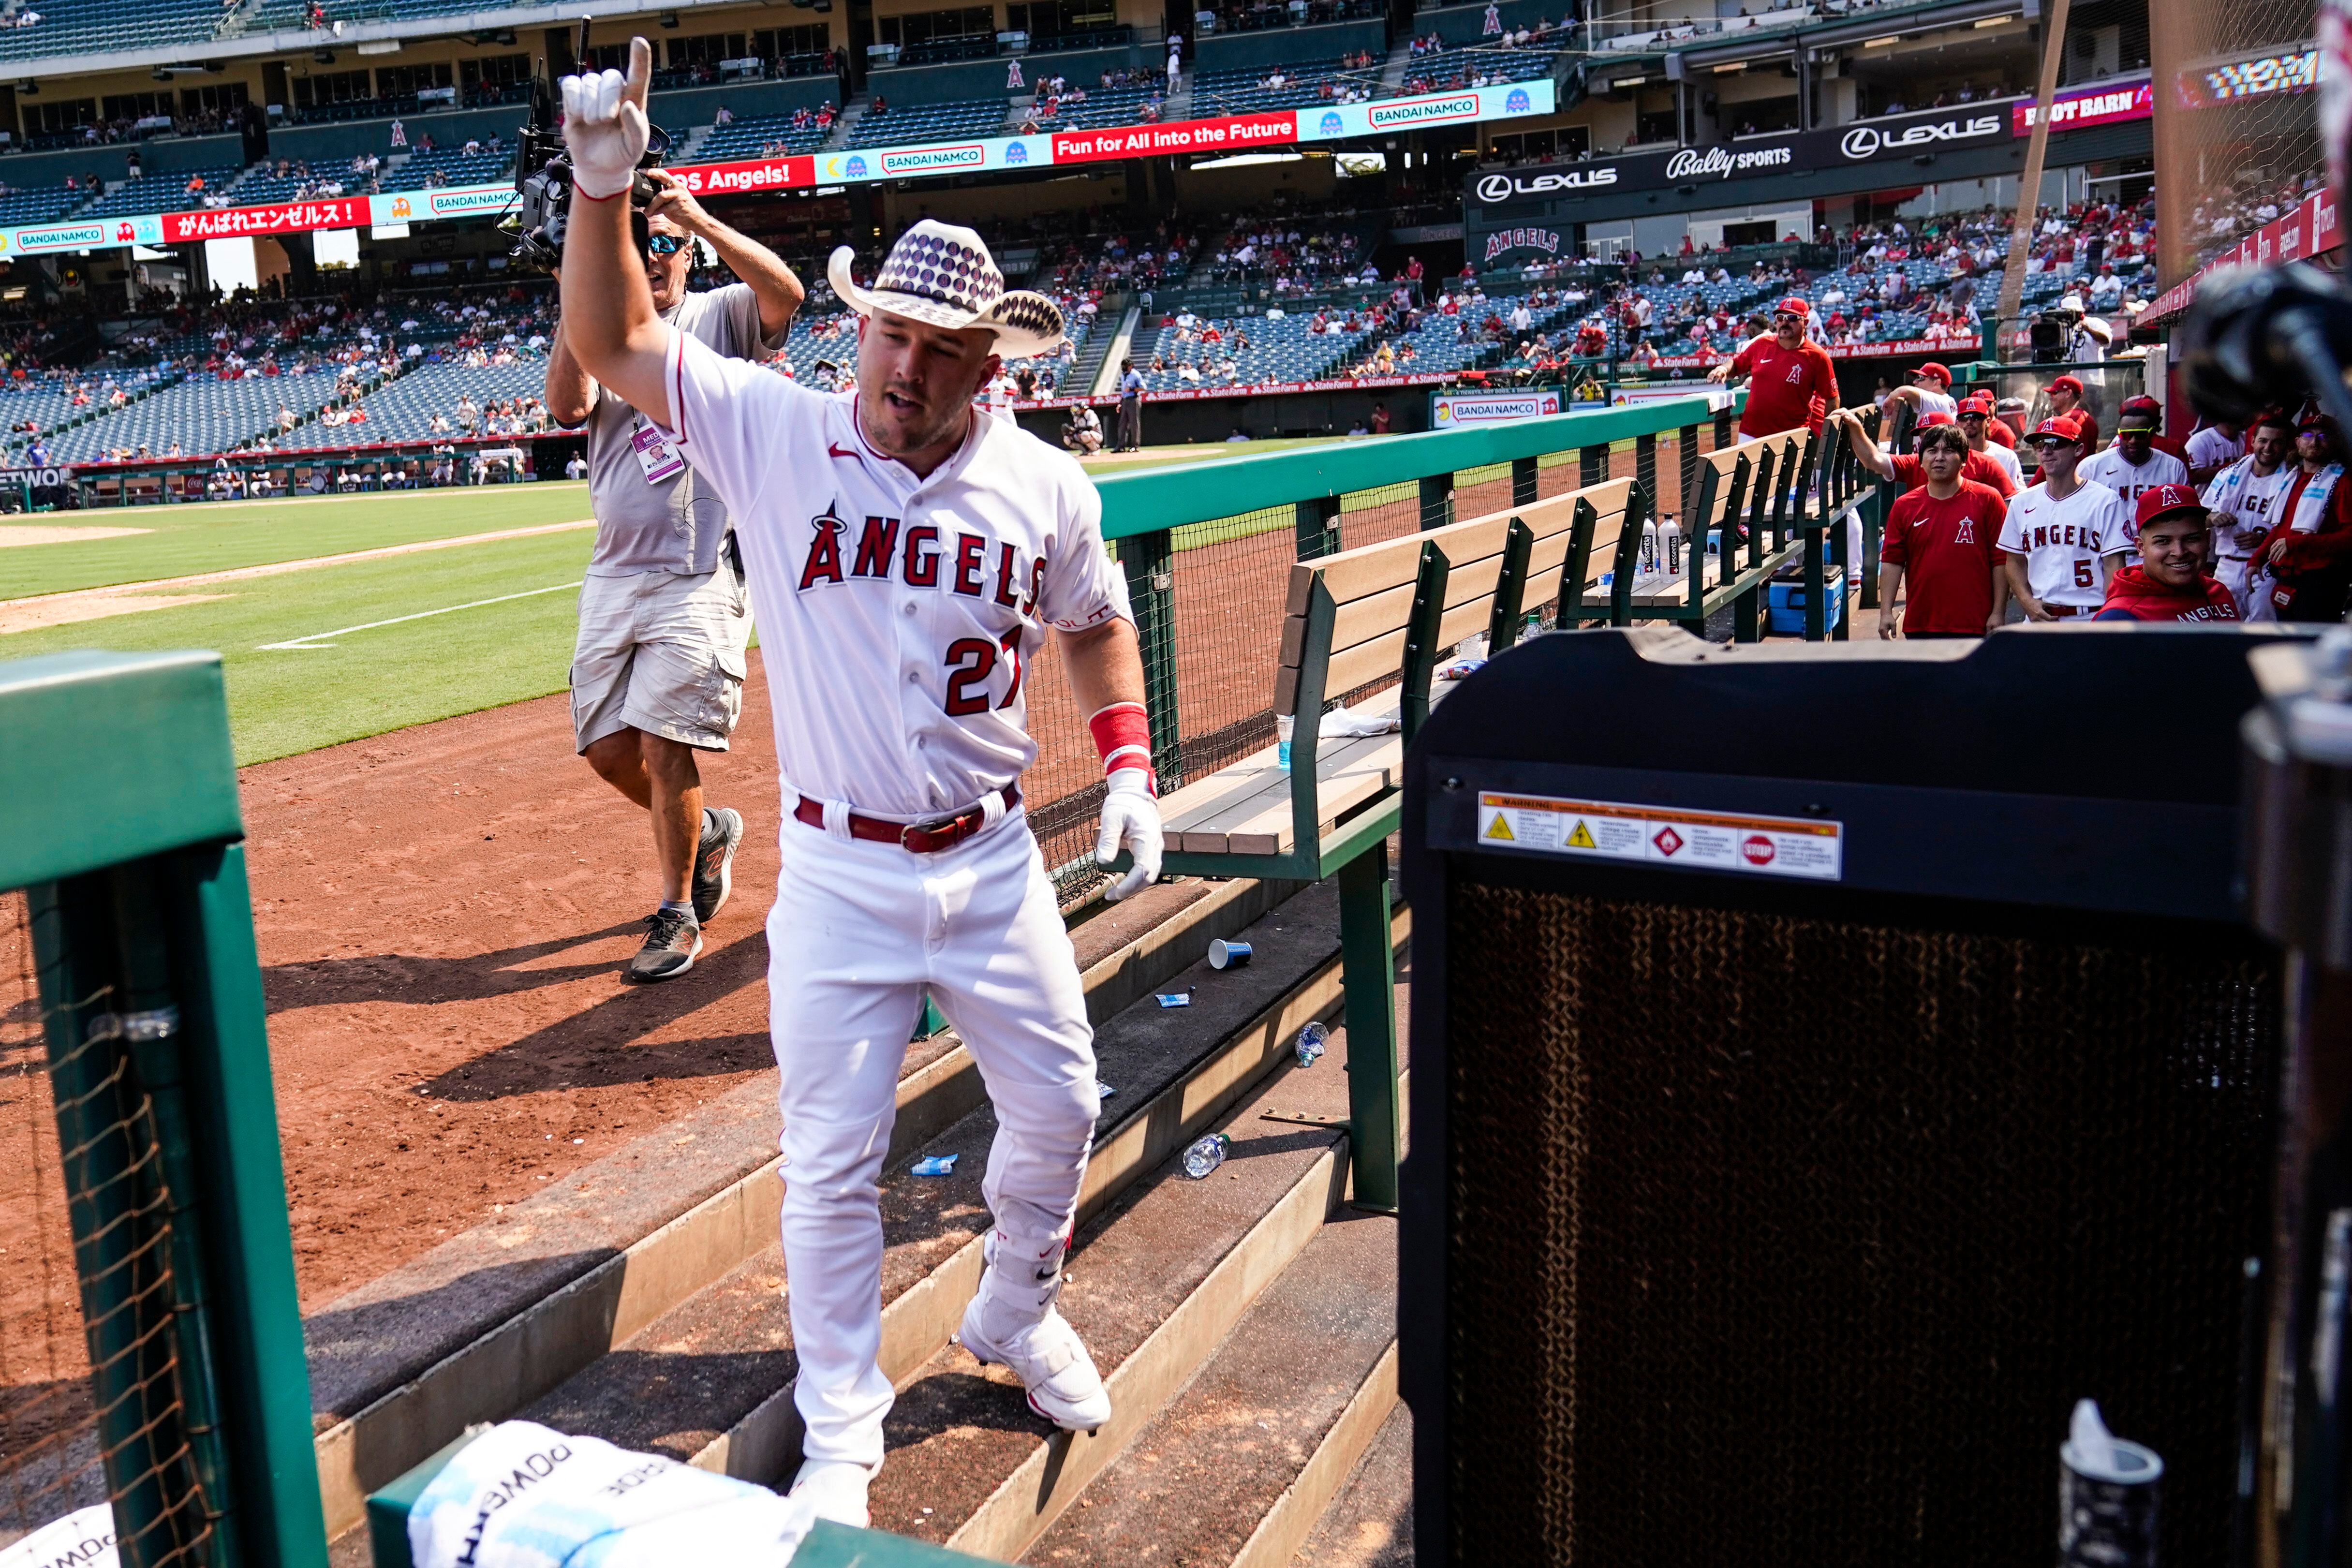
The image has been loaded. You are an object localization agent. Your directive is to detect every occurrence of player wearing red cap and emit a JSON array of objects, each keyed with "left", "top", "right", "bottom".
[
  {"left": 1958, "top": 396, "right": 2024, "bottom": 487},
  {"left": 2080, "top": 396, "right": 2190, "bottom": 527},
  {"left": 1999, "top": 416, "right": 2134, "bottom": 620},
  {"left": 1882, "top": 362, "right": 1959, "bottom": 424},
  {"left": 2045, "top": 375, "right": 2100, "bottom": 454},
  {"left": 1877, "top": 422, "right": 2009, "bottom": 639},
  {"left": 1706, "top": 296, "right": 1838, "bottom": 439},
  {"left": 1831, "top": 407, "right": 2019, "bottom": 498},
  {"left": 2093, "top": 486, "right": 2241, "bottom": 621}
]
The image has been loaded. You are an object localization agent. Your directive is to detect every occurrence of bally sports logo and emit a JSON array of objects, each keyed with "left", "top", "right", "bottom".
[
  {"left": 1665, "top": 145, "right": 1792, "bottom": 180},
  {"left": 1368, "top": 92, "right": 1480, "bottom": 129},
  {"left": 1475, "top": 167, "right": 1618, "bottom": 202},
  {"left": 1838, "top": 113, "right": 2001, "bottom": 159},
  {"left": 881, "top": 144, "right": 986, "bottom": 174}
]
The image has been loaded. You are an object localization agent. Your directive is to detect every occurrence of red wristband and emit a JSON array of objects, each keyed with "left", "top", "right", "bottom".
[{"left": 1088, "top": 702, "right": 1154, "bottom": 793}]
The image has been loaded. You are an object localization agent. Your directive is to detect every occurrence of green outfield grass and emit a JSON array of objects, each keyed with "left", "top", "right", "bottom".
[{"left": 0, "top": 483, "right": 593, "bottom": 600}]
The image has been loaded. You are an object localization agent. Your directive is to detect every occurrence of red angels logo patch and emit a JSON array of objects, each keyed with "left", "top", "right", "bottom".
[{"left": 798, "top": 499, "right": 849, "bottom": 590}]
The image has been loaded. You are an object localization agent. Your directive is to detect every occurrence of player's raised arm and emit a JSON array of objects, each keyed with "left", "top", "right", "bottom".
[{"left": 557, "top": 38, "right": 673, "bottom": 429}]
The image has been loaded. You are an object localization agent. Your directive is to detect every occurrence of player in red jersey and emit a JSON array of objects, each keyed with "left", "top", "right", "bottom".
[
  {"left": 1877, "top": 422, "right": 2010, "bottom": 639},
  {"left": 2094, "top": 485, "right": 2241, "bottom": 621},
  {"left": 1707, "top": 296, "right": 1838, "bottom": 438}
]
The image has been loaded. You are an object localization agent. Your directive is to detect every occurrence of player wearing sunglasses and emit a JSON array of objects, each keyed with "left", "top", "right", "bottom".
[{"left": 544, "top": 167, "right": 807, "bottom": 983}]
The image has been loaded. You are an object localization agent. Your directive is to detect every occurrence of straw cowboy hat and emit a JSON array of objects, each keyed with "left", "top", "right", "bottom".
[{"left": 828, "top": 219, "right": 1065, "bottom": 360}]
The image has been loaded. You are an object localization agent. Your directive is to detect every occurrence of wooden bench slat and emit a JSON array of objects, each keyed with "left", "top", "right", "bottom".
[
  {"left": 1209, "top": 735, "right": 1402, "bottom": 856},
  {"left": 1322, "top": 625, "right": 1407, "bottom": 702},
  {"left": 1158, "top": 752, "right": 1301, "bottom": 836},
  {"left": 1183, "top": 729, "right": 1396, "bottom": 838},
  {"left": 1291, "top": 531, "right": 1428, "bottom": 611},
  {"left": 1424, "top": 514, "right": 1512, "bottom": 570}
]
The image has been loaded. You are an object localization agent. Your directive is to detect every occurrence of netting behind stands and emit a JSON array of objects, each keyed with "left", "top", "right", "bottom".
[
  {"left": 1027, "top": 423, "right": 1729, "bottom": 899},
  {"left": 2, "top": 892, "right": 214, "bottom": 1566},
  {"left": 2150, "top": 0, "right": 2321, "bottom": 278}
]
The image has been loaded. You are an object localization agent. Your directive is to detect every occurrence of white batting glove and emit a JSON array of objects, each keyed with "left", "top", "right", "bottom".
[
  {"left": 559, "top": 37, "right": 651, "bottom": 200},
  {"left": 1096, "top": 769, "right": 1163, "bottom": 902}
]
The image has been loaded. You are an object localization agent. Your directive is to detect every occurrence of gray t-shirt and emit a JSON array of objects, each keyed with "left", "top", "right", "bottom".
[{"left": 584, "top": 282, "right": 780, "bottom": 577}]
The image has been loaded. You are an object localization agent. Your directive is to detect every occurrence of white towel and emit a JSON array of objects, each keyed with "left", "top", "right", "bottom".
[
  {"left": 408, "top": 1421, "right": 818, "bottom": 1568},
  {"left": 0, "top": 1504, "right": 116, "bottom": 1568}
]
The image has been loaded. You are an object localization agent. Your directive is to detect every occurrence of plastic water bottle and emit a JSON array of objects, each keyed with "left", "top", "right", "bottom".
[
  {"left": 1275, "top": 714, "right": 1294, "bottom": 773},
  {"left": 1295, "top": 1021, "right": 1328, "bottom": 1068},
  {"left": 1640, "top": 518, "right": 1657, "bottom": 574},
  {"left": 1182, "top": 1132, "right": 1231, "bottom": 1179},
  {"left": 1660, "top": 517, "right": 1684, "bottom": 575}
]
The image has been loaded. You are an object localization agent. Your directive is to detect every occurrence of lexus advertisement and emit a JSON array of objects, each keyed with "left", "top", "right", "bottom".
[{"left": 1468, "top": 101, "right": 2016, "bottom": 218}]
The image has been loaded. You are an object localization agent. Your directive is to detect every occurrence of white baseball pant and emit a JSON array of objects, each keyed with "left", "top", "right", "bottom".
[{"left": 766, "top": 800, "right": 1098, "bottom": 1468}]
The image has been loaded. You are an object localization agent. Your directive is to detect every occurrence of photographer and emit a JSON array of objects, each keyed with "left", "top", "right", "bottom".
[{"left": 544, "top": 166, "right": 805, "bottom": 983}]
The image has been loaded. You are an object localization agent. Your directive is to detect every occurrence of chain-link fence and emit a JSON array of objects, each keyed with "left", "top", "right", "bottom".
[
  {"left": 2150, "top": 0, "right": 2321, "bottom": 278},
  {"left": 2, "top": 891, "right": 220, "bottom": 1567}
]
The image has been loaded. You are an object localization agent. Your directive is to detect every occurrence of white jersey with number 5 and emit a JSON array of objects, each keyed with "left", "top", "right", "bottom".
[
  {"left": 1997, "top": 478, "right": 2130, "bottom": 609},
  {"left": 658, "top": 324, "right": 1132, "bottom": 821}
]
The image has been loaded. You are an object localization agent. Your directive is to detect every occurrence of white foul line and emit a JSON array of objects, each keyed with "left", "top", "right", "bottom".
[{"left": 259, "top": 581, "right": 583, "bottom": 650}]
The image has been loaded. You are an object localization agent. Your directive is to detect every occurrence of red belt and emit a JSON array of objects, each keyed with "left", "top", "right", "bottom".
[
  {"left": 793, "top": 786, "right": 1020, "bottom": 853},
  {"left": 2042, "top": 603, "right": 2090, "bottom": 619}
]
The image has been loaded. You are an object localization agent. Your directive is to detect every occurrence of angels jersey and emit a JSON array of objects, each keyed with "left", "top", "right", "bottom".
[
  {"left": 2202, "top": 457, "right": 2294, "bottom": 560},
  {"left": 1997, "top": 478, "right": 2131, "bottom": 609},
  {"left": 2077, "top": 446, "right": 2189, "bottom": 539},
  {"left": 660, "top": 325, "right": 1132, "bottom": 821}
]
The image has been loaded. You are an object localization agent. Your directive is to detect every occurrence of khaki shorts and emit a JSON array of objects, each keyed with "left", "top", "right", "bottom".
[{"left": 570, "top": 562, "right": 751, "bottom": 754}]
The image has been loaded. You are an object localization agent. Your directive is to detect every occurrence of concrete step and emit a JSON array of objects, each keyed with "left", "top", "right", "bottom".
[
  {"left": 498, "top": 879, "right": 1393, "bottom": 1498},
  {"left": 1288, "top": 1403, "right": 1413, "bottom": 1568},
  {"left": 312, "top": 874, "right": 1297, "bottom": 1548},
  {"left": 871, "top": 1004, "right": 1372, "bottom": 1561},
  {"left": 1020, "top": 1209, "right": 1397, "bottom": 1568}
]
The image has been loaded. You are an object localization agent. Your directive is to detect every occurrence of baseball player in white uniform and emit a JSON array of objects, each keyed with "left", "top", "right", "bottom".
[
  {"left": 2000, "top": 416, "right": 2133, "bottom": 620},
  {"left": 2077, "top": 396, "right": 2188, "bottom": 538},
  {"left": 556, "top": 44, "right": 1163, "bottom": 1529},
  {"left": 2202, "top": 410, "right": 2295, "bottom": 620},
  {"left": 2185, "top": 418, "right": 2246, "bottom": 486}
]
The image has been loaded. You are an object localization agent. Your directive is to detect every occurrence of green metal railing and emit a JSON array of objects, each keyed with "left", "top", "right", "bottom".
[{"left": 3, "top": 651, "right": 327, "bottom": 1568}]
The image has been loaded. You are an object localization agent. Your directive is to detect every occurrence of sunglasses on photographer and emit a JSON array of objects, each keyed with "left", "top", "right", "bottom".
[{"left": 646, "top": 234, "right": 688, "bottom": 256}]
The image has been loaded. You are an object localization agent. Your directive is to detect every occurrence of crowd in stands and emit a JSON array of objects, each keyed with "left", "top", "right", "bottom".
[
  {"left": 1194, "top": 218, "right": 1369, "bottom": 292},
  {"left": 2189, "top": 168, "right": 2327, "bottom": 268}
]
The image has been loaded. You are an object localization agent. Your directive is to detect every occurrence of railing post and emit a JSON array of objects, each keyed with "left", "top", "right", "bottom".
[
  {"left": 1418, "top": 473, "right": 1453, "bottom": 531},
  {"left": 1716, "top": 408, "right": 1733, "bottom": 450},
  {"left": 1294, "top": 494, "right": 1341, "bottom": 562},
  {"left": 1579, "top": 443, "right": 1607, "bottom": 487},
  {"left": 1119, "top": 528, "right": 1183, "bottom": 787},
  {"left": 1510, "top": 456, "right": 1538, "bottom": 507},
  {"left": 1678, "top": 423, "right": 1699, "bottom": 523},
  {"left": 1337, "top": 845, "right": 1400, "bottom": 1213},
  {"left": 1635, "top": 431, "right": 1657, "bottom": 512}
]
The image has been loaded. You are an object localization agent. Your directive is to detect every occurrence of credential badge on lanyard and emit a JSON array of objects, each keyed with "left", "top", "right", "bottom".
[{"left": 632, "top": 417, "right": 686, "bottom": 485}]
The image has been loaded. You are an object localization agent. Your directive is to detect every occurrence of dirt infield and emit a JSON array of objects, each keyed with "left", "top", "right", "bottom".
[{"left": 243, "top": 659, "right": 788, "bottom": 1307}]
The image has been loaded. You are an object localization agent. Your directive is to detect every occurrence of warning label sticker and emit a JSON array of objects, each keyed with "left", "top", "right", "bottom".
[{"left": 1474, "top": 791, "right": 1843, "bottom": 881}]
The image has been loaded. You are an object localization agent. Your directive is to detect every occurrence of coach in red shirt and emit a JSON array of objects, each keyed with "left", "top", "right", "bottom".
[
  {"left": 1708, "top": 296, "right": 1838, "bottom": 438},
  {"left": 1878, "top": 421, "right": 2009, "bottom": 639},
  {"left": 2095, "top": 484, "right": 2240, "bottom": 621}
]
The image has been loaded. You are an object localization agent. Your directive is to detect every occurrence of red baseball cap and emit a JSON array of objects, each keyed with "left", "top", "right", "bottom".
[
  {"left": 1913, "top": 362, "right": 1952, "bottom": 385},
  {"left": 2134, "top": 483, "right": 2205, "bottom": 528},
  {"left": 1918, "top": 410, "right": 1958, "bottom": 428},
  {"left": 1959, "top": 393, "right": 1994, "bottom": 414},
  {"left": 1774, "top": 296, "right": 1811, "bottom": 319},
  {"left": 2049, "top": 374, "right": 2086, "bottom": 394},
  {"left": 2118, "top": 394, "right": 2161, "bottom": 427},
  {"left": 2030, "top": 415, "right": 2085, "bottom": 442}
]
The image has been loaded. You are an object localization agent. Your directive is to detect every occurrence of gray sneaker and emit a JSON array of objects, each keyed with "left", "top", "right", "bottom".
[
  {"left": 626, "top": 907, "right": 702, "bottom": 983},
  {"left": 692, "top": 807, "right": 744, "bottom": 924}
]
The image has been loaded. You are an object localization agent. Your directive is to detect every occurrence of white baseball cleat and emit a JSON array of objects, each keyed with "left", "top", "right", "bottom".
[
  {"left": 957, "top": 1229, "right": 1111, "bottom": 1432},
  {"left": 958, "top": 1299, "right": 1112, "bottom": 1432},
  {"left": 787, "top": 1458, "right": 876, "bottom": 1529}
]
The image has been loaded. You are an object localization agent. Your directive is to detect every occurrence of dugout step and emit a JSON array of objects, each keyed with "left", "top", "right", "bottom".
[
  {"left": 493, "top": 879, "right": 1368, "bottom": 1487},
  {"left": 866, "top": 1008, "right": 1376, "bottom": 1561},
  {"left": 1020, "top": 1209, "right": 1400, "bottom": 1568},
  {"left": 1285, "top": 1401, "right": 1415, "bottom": 1568}
]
